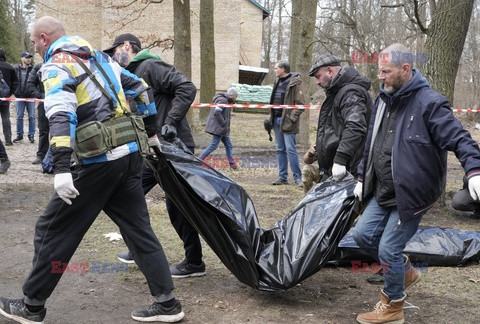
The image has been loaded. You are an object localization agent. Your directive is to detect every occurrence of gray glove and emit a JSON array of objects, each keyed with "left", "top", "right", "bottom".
[{"left": 161, "top": 124, "right": 177, "bottom": 142}]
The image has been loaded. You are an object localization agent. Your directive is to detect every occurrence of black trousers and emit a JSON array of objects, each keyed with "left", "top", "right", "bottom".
[
  {"left": 142, "top": 148, "right": 203, "bottom": 264},
  {"left": 452, "top": 177, "right": 480, "bottom": 212},
  {"left": 22, "top": 153, "right": 174, "bottom": 305},
  {"left": 36, "top": 103, "right": 49, "bottom": 159},
  {"left": 0, "top": 101, "right": 11, "bottom": 143},
  {"left": 0, "top": 138, "right": 7, "bottom": 160}
]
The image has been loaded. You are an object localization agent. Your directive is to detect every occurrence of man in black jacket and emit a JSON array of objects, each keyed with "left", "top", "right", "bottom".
[
  {"left": 105, "top": 34, "right": 206, "bottom": 278},
  {"left": 308, "top": 53, "right": 372, "bottom": 181},
  {"left": 0, "top": 48, "right": 18, "bottom": 146},
  {"left": 13, "top": 52, "right": 35, "bottom": 143},
  {"left": 26, "top": 63, "right": 49, "bottom": 164}
]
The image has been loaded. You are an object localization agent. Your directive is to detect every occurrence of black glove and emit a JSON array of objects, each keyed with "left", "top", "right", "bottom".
[
  {"left": 263, "top": 118, "right": 273, "bottom": 142},
  {"left": 161, "top": 124, "right": 177, "bottom": 142}
]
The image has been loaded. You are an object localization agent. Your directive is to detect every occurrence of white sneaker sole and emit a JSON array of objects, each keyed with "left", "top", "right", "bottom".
[
  {"left": 0, "top": 307, "right": 43, "bottom": 324},
  {"left": 117, "top": 256, "right": 136, "bottom": 264},
  {"left": 131, "top": 310, "right": 185, "bottom": 322},
  {"left": 171, "top": 271, "right": 206, "bottom": 278}
]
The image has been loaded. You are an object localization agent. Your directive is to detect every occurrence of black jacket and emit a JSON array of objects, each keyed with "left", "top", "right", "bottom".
[
  {"left": 0, "top": 48, "right": 18, "bottom": 96},
  {"left": 126, "top": 54, "right": 196, "bottom": 148},
  {"left": 26, "top": 63, "right": 45, "bottom": 99},
  {"left": 0, "top": 71, "right": 10, "bottom": 97},
  {"left": 205, "top": 93, "right": 232, "bottom": 136},
  {"left": 14, "top": 64, "right": 33, "bottom": 97},
  {"left": 316, "top": 66, "right": 372, "bottom": 175}
]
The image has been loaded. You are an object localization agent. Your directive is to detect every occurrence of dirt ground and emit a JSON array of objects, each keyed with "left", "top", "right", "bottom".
[{"left": 0, "top": 109, "right": 479, "bottom": 323}]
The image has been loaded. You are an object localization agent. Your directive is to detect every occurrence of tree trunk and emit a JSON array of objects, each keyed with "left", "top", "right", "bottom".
[
  {"left": 424, "top": 0, "right": 475, "bottom": 103},
  {"left": 174, "top": 0, "right": 195, "bottom": 127},
  {"left": 423, "top": 0, "right": 475, "bottom": 206},
  {"left": 199, "top": 0, "right": 216, "bottom": 123},
  {"left": 276, "top": 0, "right": 283, "bottom": 61},
  {"left": 288, "top": 0, "right": 318, "bottom": 149}
]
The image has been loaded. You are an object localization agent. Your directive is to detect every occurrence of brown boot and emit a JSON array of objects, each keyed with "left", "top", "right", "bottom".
[
  {"left": 404, "top": 254, "right": 421, "bottom": 290},
  {"left": 356, "top": 290, "right": 405, "bottom": 324}
]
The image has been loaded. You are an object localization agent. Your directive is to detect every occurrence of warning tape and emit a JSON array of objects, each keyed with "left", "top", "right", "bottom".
[
  {"left": 193, "top": 103, "right": 480, "bottom": 113},
  {"left": 192, "top": 103, "right": 321, "bottom": 110},
  {"left": 2, "top": 98, "right": 479, "bottom": 113},
  {"left": 0, "top": 97, "right": 44, "bottom": 103}
]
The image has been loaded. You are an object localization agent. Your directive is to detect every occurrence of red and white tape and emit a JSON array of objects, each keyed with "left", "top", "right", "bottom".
[
  {"left": 192, "top": 103, "right": 321, "bottom": 110},
  {"left": 2, "top": 98, "right": 479, "bottom": 113},
  {"left": 0, "top": 97, "right": 44, "bottom": 103}
]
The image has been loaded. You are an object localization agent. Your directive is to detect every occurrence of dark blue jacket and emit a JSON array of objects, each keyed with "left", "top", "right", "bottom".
[{"left": 358, "top": 69, "right": 480, "bottom": 222}]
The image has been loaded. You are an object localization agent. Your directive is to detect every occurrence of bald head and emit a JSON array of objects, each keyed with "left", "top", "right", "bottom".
[
  {"left": 32, "top": 16, "right": 66, "bottom": 40},
  {"left": 30, "top": 16, "right": 66, "bottom": 58}
]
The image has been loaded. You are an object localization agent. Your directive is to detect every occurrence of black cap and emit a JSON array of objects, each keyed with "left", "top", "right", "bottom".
[
  {"left": 103, "top": 33, "right": 142, "bottom": 54},
  {"left": 21, "top": 52, "right": 33, "bottom": 58},
  {"left": 308, "top": 54, "right": 341, "bottom": 76}
]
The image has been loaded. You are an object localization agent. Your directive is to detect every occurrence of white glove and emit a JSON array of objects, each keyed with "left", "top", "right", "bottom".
[
  {"left": 54, "top": 173, "right": 79, "bottom": 205},
  {"left": 354, "top": 181, "right": 363, "bottom": 201},
  {"left": 332, "top": 163, "right": 347, "bottom": 181},
  {"left": 468, "top": 176, "right": 480, "bottom": 201},
  {"left": 148, "top": 135, "right": 161, "bottom": 150}
]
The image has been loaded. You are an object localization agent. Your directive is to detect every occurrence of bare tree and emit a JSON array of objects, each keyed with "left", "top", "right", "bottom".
[
  {"left": 174, "top": 0, "right": 194, "bottom": 126},
  {"left": 199, "top": 0, "right": 216, "bottom": 123},
  {"left": 289, "top": 0, "right": 318, "bottom": 148},
  {"left": 423, "top": 0, "right": 475, "bottom": 103}
]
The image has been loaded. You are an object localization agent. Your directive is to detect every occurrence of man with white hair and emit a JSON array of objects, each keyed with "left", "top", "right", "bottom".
[{"left": 353, "top": 43, "right": 480, "bottom": 324}]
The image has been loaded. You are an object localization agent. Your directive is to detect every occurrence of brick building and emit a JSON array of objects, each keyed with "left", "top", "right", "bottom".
[{"left": 36, "top": 0, "right": 269, "bottom": 97}]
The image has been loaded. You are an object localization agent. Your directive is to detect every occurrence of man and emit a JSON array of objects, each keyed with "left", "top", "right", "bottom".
[
  {"left": 0, "top": 17, "right": 185, "bottom": 323},
  {"left": 308, "top": 53, "right": 372, "bottom": 182},
  {"left": 0, "top": 48, "right": 18, "bottom": 146},
  {"left": 104, "top": 33, "right": 206, "bottom": 278},
  {"left": 352, "top": 43, "right": 480, "bottom": 324},
  {"left": 199, "top": 87, "right": 239, "bottom": 169},
  {"left": 0, "top": 70, "right": 11, "bottom": 173},
  {"left": 27, "top": 62, "right": 48, "bottom": 164},
  {"left": 269, "top": 60, "right": 304, "bottom": 187},
  {"left": 13, "top": 52, "right": 36, "bottom": 143}
]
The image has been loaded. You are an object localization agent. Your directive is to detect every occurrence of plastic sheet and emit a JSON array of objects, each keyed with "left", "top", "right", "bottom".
[
  {"left": 333, "top": 227, "right": 480, "bottom": 266},
  {"left": 146, "top": 140, "right": 358, "bottom": 291}
]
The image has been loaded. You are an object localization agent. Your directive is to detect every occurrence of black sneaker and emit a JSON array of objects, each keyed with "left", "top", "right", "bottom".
[
  {"left": 366, "top": 270, "right": 384, "bottom": 285},
  {"left": 0, "top": 297, "right": 46, "bottom": 324},
  {"left": 28, "top": 135, "right": 35, "bottom": 143},
  {"left": 170, "top": 259, "right": 206, "bottom": 278},
  {"left": 13, "top": 136, "right": 23, "bottom": 143},
  {"left": 271, "top": 178, "right": 288, "bottom": 185},
  {"left": 131, "top": 299, "right": 184, "bottom": 322},
  {"left": 0, "top": 159, "right": 10, "bottom": 174},
  {"left": 117, "top": 251, "right": 136, "bottom": 264},
  {"left": 5, "top": 141, "right": 12, "bottom": 146}
]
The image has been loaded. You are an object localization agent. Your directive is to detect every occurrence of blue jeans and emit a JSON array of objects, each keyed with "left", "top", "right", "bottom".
[
  {"left": 273, "top": 116, "right": 301, "bottom": 182},
  {"left": 353, "top": 197, "right": 423, "bottom": 300},
  {"left": 16, "top": 101, "right": 36, "bottom": 137},
  {"left": 199, "top": 135, "right": 235, "bottom": 166}
]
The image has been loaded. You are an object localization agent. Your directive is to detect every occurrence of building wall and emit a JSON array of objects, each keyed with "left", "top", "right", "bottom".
[
  {"left": 240, "top": 1, "right": 264, "bottom": 67},
  {"left": 36, "top": 0, "right": 264, "bottom": 96}
]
